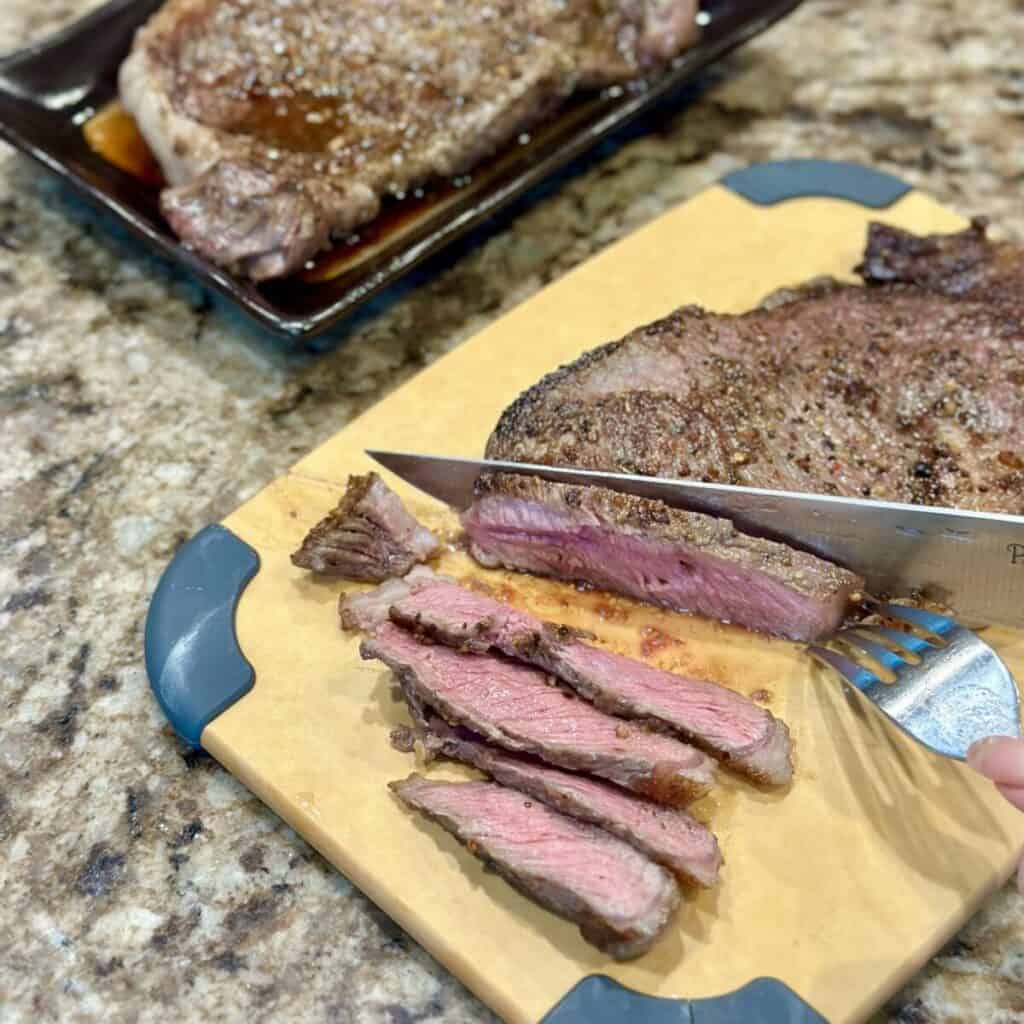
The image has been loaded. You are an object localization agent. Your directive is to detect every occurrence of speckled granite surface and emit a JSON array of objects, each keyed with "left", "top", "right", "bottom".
[{"left": 2, "top": 1, "right": 1024, "bottom": 1021}]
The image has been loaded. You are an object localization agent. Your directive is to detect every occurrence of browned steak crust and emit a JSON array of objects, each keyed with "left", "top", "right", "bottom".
[
  {"left": 486, "top": 221, "right": 1024, "bottom": 513},
  {"left": 291, "top": 472, "right": 438, "bottom": 580}
]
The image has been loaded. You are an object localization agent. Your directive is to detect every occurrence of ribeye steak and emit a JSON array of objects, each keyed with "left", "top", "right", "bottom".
[
  {"left": 465, "top": 221, "right": 1024, "bottom": 639},
  {"left": 426, "top": 719, "right": 723, "bottom": 886},
  {"left": 291, "top": 473, "right": 438, "bottom": 580},
  {"left": 120, "top": 0, "right": 699, "bottom": 279},
  {"left": 350, "top": 568, "right": 792, "bottom": 784}
]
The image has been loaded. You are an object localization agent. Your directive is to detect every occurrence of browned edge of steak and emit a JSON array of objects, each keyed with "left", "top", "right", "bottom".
[{"left": 291, "top": 472, "right": 438, "bottom": 581}]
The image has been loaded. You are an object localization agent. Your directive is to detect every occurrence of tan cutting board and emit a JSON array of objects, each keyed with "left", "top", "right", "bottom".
[{"left": 187, "top": 169, "right": 1024, "bottom": 1023}]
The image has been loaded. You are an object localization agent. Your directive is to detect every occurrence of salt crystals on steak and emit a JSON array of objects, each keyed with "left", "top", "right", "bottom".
[
  {"left": 428, "top": 719, "right": 722, "bottom": 886},
  {"left": 120, "top": 0, "right": 699, "bottom": 280},
  {"left": 464, "top": 220, "right": 1024, "bottom": 639},
  {"left": 291, "top": 473, "right": 438, "bottom": 581},
  {"left": 390, "top": 774, "right": 680, "bottom": 959},
  {"left": 362, "top": 623, "right": 715, "bottom": 805}
]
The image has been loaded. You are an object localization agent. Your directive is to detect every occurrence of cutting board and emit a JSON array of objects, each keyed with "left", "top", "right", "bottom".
[{"left": 145, "top": 160, "right": 1024, "bottom": 1024}]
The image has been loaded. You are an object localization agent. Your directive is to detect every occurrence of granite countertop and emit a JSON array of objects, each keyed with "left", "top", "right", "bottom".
[{"left": 3, "top": 1, "right": 1024, "bottom": 1021}]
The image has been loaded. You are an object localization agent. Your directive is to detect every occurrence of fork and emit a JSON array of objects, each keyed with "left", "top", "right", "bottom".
[{"left": 808, "top": 604, "right": 1022, "bottom": 760}]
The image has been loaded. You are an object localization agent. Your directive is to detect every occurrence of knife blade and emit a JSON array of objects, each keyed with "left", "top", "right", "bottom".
[{"left": 366, "top": 449, "right": 1024, "bottom": 630}]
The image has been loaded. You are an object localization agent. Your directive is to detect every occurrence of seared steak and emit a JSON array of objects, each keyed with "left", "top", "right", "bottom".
[
  {"left": 291, "top": 473, "right": 438, "bottom": 580},
  {"left": 464, "top": 475, "right": 861, "bottom": 641},
  {"left": 120, "top": 0, "right": 699, "bottom": 280},
  {"left": 390, "top": 774, "right": 680, "bottom": 958},
  {"left": 428, "top": 720, "right": 722, "bottom": 886},
  {"left": 360, "top": 569, "right": 792, "bottom": 784},
  {"left": 466, "top": 221, "right": 1024, "bottom": 639},
  {"left": 362, "top": 623, "right": 716, "bottom": 804}
]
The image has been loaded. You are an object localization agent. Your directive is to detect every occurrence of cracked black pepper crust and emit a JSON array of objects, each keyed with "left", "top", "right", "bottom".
[{"left": 486, "top": 220, "right": 1024, "bottom": 516}]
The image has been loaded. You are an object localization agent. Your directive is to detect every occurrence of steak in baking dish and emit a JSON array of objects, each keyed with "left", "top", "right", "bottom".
[
  {"left": 463, "top": 220, "right": 1024, "bottom": 640},
  {"left": 119, "top": 0, "right": 699, "bottom": 280}
]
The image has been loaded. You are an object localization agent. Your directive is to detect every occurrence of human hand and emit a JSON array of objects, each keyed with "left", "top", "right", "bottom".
[{"left": 967, "top": 736, "right": 1024, "bottom": 890}]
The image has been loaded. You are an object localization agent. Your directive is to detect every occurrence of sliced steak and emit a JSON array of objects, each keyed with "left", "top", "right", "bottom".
[
  {"left": 429, "top": 721, "right": 722, "bottom": 886},
  {"left": 390, "top": 773, "right": 680, "bottom": 959},
  {"left": 463, "top": 475, "right": 861, "bottom": 642},
  {"left": 374, "top": 570, "right": 791, "bottom": 784},
  {"left": 466, "top": 221, "right": 1024, "bottom": 639},
  {"left": 120, "top": 0, "right": 699, "bottom": 280},
  {"left": 362, "top": 623, "right": 715, "bottom": 804},
  {"left": 292, "top": 473, "right": 438, "bottom": 580},
  {"left": 339, "top": 565, "right": 449, "bottom": 631}
]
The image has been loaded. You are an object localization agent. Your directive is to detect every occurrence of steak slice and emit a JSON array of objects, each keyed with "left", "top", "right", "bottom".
[
  {"left": 119, "top": 0, "right": 699, "bottom": 280},
  {"left": 362, "top": 623, "right": 716, "bottom": 804},
  {"left": 390, "top": 773, "right": 679, "bottom": 959},
  {"left": 463, "top": 475, "right": 861, "bottom": 642},
  {"left": 372, "top": 570, "right": 792, "bottom": 784},
  {"left": 427, "top": 720, "right": 722, "bottom": 886},
  {"left": 291, "top": 473, "right": 438, "bottom": 580},
  {"left": 339, "top": 565, "right": 446, "bottom": 631},
  {"left": 467, "top": 221, "right": 1024, "bottom": 638}
]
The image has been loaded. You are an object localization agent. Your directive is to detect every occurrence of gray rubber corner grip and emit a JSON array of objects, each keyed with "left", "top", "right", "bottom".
[
  {"left": 542, "top": 975, "right": 828, "bottom": 1024},
  {"left": 144, "top": 524, "right": 260, "bottom": 749},
  {"left": 721, "top": 158, "right": 910, "bottom": 209}
]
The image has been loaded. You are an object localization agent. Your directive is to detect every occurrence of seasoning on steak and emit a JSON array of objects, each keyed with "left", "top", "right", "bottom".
[
  {"left": 464, "top": 220, "right": 1024, "bottom": 639},
  {"left": 363, "top": 569, "right": 792, "bottom": 784},
  {"left": 291, "top": 473, "right": 438, "bottom": 580},
  {"left": 362, "top": 623, "right": 715, "bottom": 805},
  {"left": 390, "top": 773, "right": 680, "bottom": 959},
  {"left": 426, "top": 719, "right": 722, "bottom": 886},
  {"left": 119, "top": 1, "right": 699, "bottom": 280}
]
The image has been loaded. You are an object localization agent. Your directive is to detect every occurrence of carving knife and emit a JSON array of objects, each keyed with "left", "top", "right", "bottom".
[{"left": 366, "top": 449, "right": 1024, "bottom": 631}]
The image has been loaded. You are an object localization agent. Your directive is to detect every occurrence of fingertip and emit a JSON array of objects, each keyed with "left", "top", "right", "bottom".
[
  {"left": 967, "top": 736, "right": 1024, "bottom": 785},
  {"left": 967, "top": 735, "right": 999, "bottom": 771}
]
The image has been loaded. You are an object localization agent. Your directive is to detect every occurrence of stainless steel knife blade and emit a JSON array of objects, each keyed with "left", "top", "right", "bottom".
[{"left": 366, "top": 449, "right": 1024, "bottom": 630}]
